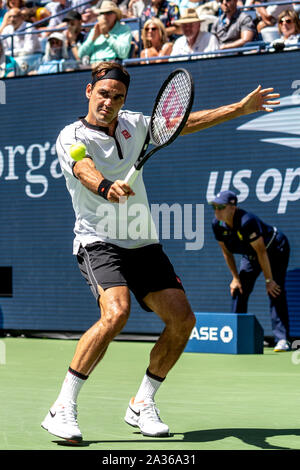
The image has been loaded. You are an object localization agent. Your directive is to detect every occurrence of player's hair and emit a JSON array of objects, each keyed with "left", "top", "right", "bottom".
[{"left": 91, "top": 62, "right": 130, "bottom": 90}]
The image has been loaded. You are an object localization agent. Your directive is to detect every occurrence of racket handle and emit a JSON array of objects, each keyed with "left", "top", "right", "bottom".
[{"left": 124, "top": 166, "right": 140, "bottom": 187}]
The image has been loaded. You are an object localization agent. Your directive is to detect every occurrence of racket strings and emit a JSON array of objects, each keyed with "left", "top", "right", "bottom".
[{"left": 151, "top": 72, "right": 192, "bottom": 146}]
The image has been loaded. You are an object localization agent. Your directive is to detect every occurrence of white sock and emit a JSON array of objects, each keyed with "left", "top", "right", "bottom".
[
  {"left": 55, "top": 367, "right": 88, "bottom": 406},
  {"left": 134, "top": 369, "right": 165, "bottom": 403}
]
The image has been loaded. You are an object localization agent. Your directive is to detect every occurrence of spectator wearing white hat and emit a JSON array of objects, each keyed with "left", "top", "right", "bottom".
[
  {"left": 43, "top": 31, "right": 70, "bottom": 61},
  {"left": 29, "top": 32, "right": 76, "bottom": 74},
  {"left": 170, "top": 8, "right": 219, "bottom": 59},
  {"left": 78, "top": 0, "right": 132, "bottom": 64}
]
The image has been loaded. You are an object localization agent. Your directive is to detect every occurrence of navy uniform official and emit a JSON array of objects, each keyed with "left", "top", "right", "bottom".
[{"left": 210, "top": 190, "right": 290, "bottom": 352}]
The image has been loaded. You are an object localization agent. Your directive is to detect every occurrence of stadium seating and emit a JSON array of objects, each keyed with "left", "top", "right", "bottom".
[{"left": 0, "top": 1, "right": 299, "bottom": 74}]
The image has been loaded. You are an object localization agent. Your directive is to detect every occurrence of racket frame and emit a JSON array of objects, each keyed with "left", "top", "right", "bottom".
[{"left": 134, "top": 68, "right": 194, "bottom": 172}]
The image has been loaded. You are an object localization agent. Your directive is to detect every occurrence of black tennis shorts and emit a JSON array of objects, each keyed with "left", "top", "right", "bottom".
[{"left": 77, "top": 241, "right": 184, "bottom": 312}]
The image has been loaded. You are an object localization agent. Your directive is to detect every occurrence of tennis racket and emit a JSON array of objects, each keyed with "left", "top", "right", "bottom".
[{"left": 124, "top": 68, "right": 194, "bottom": 187}]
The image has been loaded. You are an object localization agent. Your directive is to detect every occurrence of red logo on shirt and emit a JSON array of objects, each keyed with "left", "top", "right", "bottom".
[{"left": 122, "top": 129, "right": 131, "bottom": 139}]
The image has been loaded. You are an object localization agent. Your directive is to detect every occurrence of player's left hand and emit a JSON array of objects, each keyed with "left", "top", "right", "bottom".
[
  {"left": 266, "top": 279, "right": 281, "bottom": 298},
  {"left": 241, "top": 85, "right": 280, "bottom": 115}
]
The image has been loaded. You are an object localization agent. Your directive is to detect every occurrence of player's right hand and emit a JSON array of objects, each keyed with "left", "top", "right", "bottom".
[
  {"left": 107, "top": 180, "right": 135, "bottom": 203},
  {"left": 230, "top": 278, "right": 243, "bottom": 297}
]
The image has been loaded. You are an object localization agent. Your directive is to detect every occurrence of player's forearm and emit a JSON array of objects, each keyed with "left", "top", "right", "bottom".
[
  {"left": 181, "top": 102, "right": 244, "bottom": 135},
  {"left": 74, "top": 159, "right": 105, "bottom": 194},
  {"left": 73, "top": 159, "right": 134, "bottom": 202}
]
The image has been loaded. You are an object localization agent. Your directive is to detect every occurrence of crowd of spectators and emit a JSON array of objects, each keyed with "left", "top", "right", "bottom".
[{"left": 0, "top": 0, "right": 299, "bottom": 76}]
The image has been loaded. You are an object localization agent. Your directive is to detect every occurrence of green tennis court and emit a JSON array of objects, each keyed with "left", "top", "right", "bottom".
[{"left": 0, "top": 336, "right": 299, "bottom": 451}]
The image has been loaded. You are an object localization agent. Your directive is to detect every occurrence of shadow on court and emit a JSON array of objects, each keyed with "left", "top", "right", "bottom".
[{"left": 54, "top": 428, "right": 300, "bottom": 450}]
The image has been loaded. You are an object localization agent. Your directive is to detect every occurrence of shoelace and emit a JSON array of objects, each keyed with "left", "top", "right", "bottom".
[
  {"left": 58, "top": 402, "right": 79, "bottom": 426},
  {"left": 140, "top": 401, "right": 162, "bottom": 423}
]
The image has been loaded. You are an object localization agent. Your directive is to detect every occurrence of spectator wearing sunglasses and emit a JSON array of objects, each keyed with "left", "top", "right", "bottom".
[
  {"left": 210, "top": 190, "right": 291, "bottom": 352},
  {"left": 276, "top": 9, "right": 300, "bottom": 45},
  {"left": 140, "top": 17, "right": 173, "bottom": 62},
  {"left": 254, "top": 0, "right": 294, "bottom": 33},
  {"left": 170, "top": 8, "right": 219, "bottom": 59}
]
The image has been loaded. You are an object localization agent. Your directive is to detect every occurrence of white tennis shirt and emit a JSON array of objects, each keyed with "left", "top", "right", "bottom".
[{"left": 56, "top": 110, "right": 159, "bottom": 254}]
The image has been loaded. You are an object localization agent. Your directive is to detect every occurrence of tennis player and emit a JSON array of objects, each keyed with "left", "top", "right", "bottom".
[{"left": 41, "top": 61, "right": 280, "bottom": 443}]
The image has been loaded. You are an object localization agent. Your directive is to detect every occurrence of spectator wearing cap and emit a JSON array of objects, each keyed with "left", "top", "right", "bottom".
[
  {"left": 43, "top": 31, "right": 70, "bottom": 61},
  {"left": 211, "top": 0, "right": 256, "bottom": 50},
  {"left": 78, "top": 0, "right": 132, "bottom": 64},
  {"left": 170, "top": 8, "right": 219, "bottom": 59},
  {"left": 29, "top": 31, "right": 76, "bottom": 74},
  {"left": 34, "top": 7, "right": 51, "bottom": 27},
  {"left": 62, "top": 10, "right": 86, "bottom": 60},
  {"left": 210, "top": 190, "right": 291, "bottom": 352}
]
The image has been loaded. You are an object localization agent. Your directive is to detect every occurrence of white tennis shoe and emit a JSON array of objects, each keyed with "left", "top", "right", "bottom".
[
  {"left": 41, "top": 401, "right": 82, "bottom": 443},
  {"left": 124, "top": 397, "right": 170, "bottom": 437},
  {"left": 273, "top": 339, "right": 291, "bottom": 352}
]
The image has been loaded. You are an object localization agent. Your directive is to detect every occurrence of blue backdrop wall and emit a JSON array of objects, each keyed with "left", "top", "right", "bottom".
[{"left": 1, "top": 50, "right": 300, "bottom": 337}]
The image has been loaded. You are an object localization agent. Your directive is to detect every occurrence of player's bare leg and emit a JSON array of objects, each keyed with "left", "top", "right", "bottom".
[
  {"left": 70, "top": 286, "right": 131, "bottom": 375},
  {"left": 124, "top": 288, "right": 195, "bottom": 437},
  {"left": 145, "top": 288, "right": 196, "bottom": 377},
  {"left": 42, "top": 286, "right": 131, "bottom": 442}
]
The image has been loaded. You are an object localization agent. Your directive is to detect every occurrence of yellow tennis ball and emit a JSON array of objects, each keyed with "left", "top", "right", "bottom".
[{"left": 70, "top": 143, "right": 86, "bottom": 161}]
